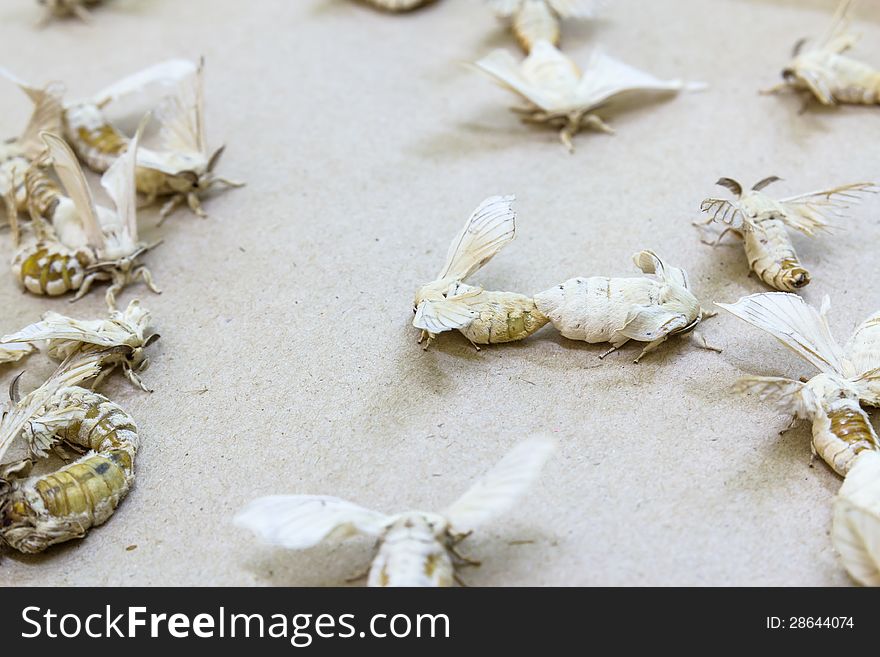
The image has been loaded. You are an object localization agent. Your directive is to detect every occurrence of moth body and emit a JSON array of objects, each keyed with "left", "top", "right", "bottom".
[
  {"left": 63, "top": 102, "right": 129, "bottom": 173},
  {"left": 512, "top": 0, "right": 560, "bottom": 52},
  {"left": 832, "top": 451, "right": 880, "bottom": 586},
  {"left": 0, "top": 388, "right": 137, "bottom": 554},
  {"left": 367, "top": 514, "right": 455, "bottom": 587},
  {"left": 743, "top": 217, "right": 809, "bottom": 291},
  {"left": 12, "top": 242, "right": 92, "bottom": 297},
  {"left": 449, "top": 283, "right": 548, "bottom": 346},
  {"left": 846, "top": 311, "right": 880, "bottom": 380}
]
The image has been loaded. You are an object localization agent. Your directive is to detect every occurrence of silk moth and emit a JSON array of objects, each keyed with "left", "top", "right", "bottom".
[
  {"left": 718, "top": 292, "right": 880, "bottom": 477},
  {"left": 236, "top": 437, "right": 555, "bottom": 587},
  {"left": 12, "top": 122, "right": 160, "bottom": 309},
  {"left": 698, "top": 177, "right": 877, "bottom": 291},
  {"left": 485, "top": 0, "right": 598, "bottom": 52},
  {"left": 763, "top": 0, "right": 880, "bottom": 107},
  {"left": 1, "top": 299, "right": 160, "bottom": 392},
  {"left": 832, "top": 451, "right": 880, "bottom": 586},
  {"left": 534, "top": 251, "right": 714, "bottom": 363},
  {"left": 412, "top": 195, "right": 548, "bottom": 350},
  {"left": 473, "top": 40, "right": 703, "bottom": 151},
  {"left": 0, "top": 342, "right": 35, "bottom": 365}
]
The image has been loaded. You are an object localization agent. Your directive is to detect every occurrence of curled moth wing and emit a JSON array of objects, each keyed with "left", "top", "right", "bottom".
[
  {"left": 633, "top": 250, "right": 689, "bottom": 289},
  {"left": 731, "top": 376, "right": 813, "bottom": 418},
  {"left": 413, "top": 293, "right": 480, "bottom": 334},
  {"left": 437, "top": 195, "right": 516, "bottom": 282},
  {"left": 472, "top": 48, "right": 562, "bottom": 111},
  {"left": 234, "top": 495, "right": 390, "bottom": 549},
  {"left": 0, "top": 357, "right": 101, "bottom": 464},
  {"left": 779, "top": 183, "right": 878, "bottom": 237},
  {"left": 21, "top": 403, "right": 83, "bottom": 459},
  {"left": 548, "top": 0, "right": 598, "bottom": 19},
  {"left": 444, "top": 437, "right": 555, "bottom": 534},
  {"left": 574, "top": 49, "right": 701, "bottom": 109},
  {"left": 100, "top": 115, "right": 148, "bottom": 243},
  {"left": 40, "top": 132, "right": 106, "bottom": 250},
  {"left": 700, "top": 198, "right": 745, "bottom": 228},
  {"left": 832, "top": 450, "right": 880, "bottom": 587},
  {"left": 485, "top": 0, "right": 522, "bottom": 18},
  {"left": 0, "top": 342, "right": 35, "bottom": 365},
  {"left": 716, "top": 293, "right": 846, "bottom": 375},
  {"left": 89, "top": 59, "right": 197, "bottom": 109},
  {"left": 845, "top": 309, "right": 880, "bottom": 388}
]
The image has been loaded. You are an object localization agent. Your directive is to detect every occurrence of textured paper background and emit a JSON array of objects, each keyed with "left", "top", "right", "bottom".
[{"left": 0, "top": 0, "right": 878, "bottom": 586}]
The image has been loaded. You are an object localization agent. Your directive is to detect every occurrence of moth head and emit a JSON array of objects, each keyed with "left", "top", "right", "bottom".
[
  {"left": 806, "top": 373, "right": 860, "bottom": 404},
  {"left": 781, "top": 68, "right": 799, "bottom": 84}
]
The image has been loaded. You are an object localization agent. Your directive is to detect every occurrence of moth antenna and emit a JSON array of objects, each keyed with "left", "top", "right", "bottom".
[
  {"left": 9, "top": 371, "right": 25, "bottom": 404},
  {"left": 752, "top": 176, "right": 782, "bottom": 192},
  {"left": 715, "top": 178, "right": 743, "bottom": 197},
  {"left": 792, "top": 37, "right": 808, "bottom": 57}
]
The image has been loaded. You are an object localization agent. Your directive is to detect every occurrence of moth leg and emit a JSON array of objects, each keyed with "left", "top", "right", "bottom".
[
  {"left": 420, "top": 331, "right": 436, "bottom": 351},
  {"left": 598, "top": 344, "right": 621, "bottom": 359},
  {"left": 344, "top": 568, "right": 369, "bottom": 584},
  {"left": 633, "top": 336, "right": 669, "bottom": 364},
  {"left": 691, "top": 331, "right": 722, "bottom": 354},
  {"left": 453, "top": 573, "right": 471, "bottom": 587},
  {"left": 701, "top": 226, "right": 742, "bottom": 247},
  {"left": 158, "top": 195, "right": 183, "bottom": 225},
  {"left": 700, "top": 307, "right": 718, "bottom": 319},
  {"left": 91, "top": 364, "right": 116, "bottom": 391},
  {"left": 72, "top": 4, "right": 93, "bottom": 22},
  {"left": 582, "top": 114, "right": 615, "bottom": 135},
  {"left": 210, "top": 177, "right": 246, "bottom": 190},
  {"left": 759, "top": 82, "right": 790, "bottom": 96},
  {"left": 779, "top": 415, "right": 798, "bottom": 436},
  {"left": 71, "top": 272, "right": 101, "bottom": 303},
  {"left": 124, "top": 367, "right": 152, "bottom": 394},
  {"left": 465, "top": 337, "right": 482, "bottom": 352},
  {"left": 187, "top": 192, "right": 208, "bottom": 218},
  {"left": 134, "top": 266, "right": 162, "bottom": 295}
]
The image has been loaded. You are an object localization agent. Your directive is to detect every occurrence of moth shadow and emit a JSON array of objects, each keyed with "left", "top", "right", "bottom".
[
  {"left": 241, "top": 542, "right": 372, "bottom": 587},
  {"left": 314, "top": 0, "right": 445, "bottom": 18},
  {"left": 0, "top": 535, "right": 85, "bottom": 566},
  {"left": 411, "top": 115, "right": 569, "bottom": 159}
]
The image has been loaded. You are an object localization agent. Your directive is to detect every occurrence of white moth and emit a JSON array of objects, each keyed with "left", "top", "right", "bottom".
[
  {"left": 36, "top": 0, "right": 105, "bottom": 25},
  {"left": 832, "top": 450, "right": 880, "bottom": 586},
  {"left": 0, "top": 342, "right": 35, "bottom": 365},
  {"left": 412, "top": 195, "right": 549, "bottom": 349},
  {"left": 485, "top": 0, "right": 598, "bottom": 53},
  {"left": 358, "top": 0, "right": 436, "bottom": 11},
  {"left": 1, "top": 299, "right": 159, "bottom": 392},
  {"left": 12, "top": 121, "right": 159, "bottom": 309},
  {"left": 718, "top": 292, "right": 880, "bottom": 477},
  {"left": 473, "top": 40, "right": 703, "bottom": 151},
  {"left": 135, "top": 58, "right": 244, "bottom": 222},
  {"left": 0, "top": 68, "right": 64, "bottom": 241},
  {"left": 698, "top": 177, "right": 877, "bottom": 292},
  {"left": 762, "top": 0, "right": 880, "bottom": 107},
  {"left": 235, "top": 437, "right": 555, "bottom": 587},
  {"left": 534, "top": 251, "right": 715, "bottom": 363}
]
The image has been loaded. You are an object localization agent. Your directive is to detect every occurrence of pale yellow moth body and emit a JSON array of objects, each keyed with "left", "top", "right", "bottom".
[
  {"left": 449, "top": 283, "right": 549, "bottom": 346},
  {"left": 486, "top": 0, "right": 597, "bottom": 52},
  {"left": 236, "top": 439, "right": 555, "bottom": 587},
  {"left": 832, "top": 451, "right": 880, "bottom": 586}
]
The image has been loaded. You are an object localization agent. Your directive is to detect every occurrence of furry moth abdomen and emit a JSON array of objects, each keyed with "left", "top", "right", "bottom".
[
  {"left": 744, "top": 219, "right": 810, "bottom": 291},
  {"left": 13, "top": 243, "right": 91, "bottom": 297},
  {"left": 0, "top": 388, "right": 138, "bottom": 554},
  {"left": 813, "top": 401, "right": 878, "bottom": 477}
]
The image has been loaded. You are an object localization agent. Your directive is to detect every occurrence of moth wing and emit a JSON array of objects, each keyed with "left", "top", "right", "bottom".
[
  {"left": 632, "top": 250, "right": 689, "bottom": 289},
  {"left": 156, "top": 59, "right": 207, "bottom": 157},
  {"left": 574, "top": 49, "right": 694, "bottom": 108},
  {"left": 731, "top": 376, "right": 812, "bottom": 417},
  {"left": 41, "top": 132, "right": 106, "bottom": 250},
  {"left": 716, "top": 293, "right": 846, "bottom": 375},
  {"left": 817, "top": 0, "right": 857, "bottom": 53},
  {"left": 0, "top": 358, "right": 100, "bottom": 464},
  {"left": 0, "top": 342, "right": 35, "bottom": 365},
  {"left": 100, "top": 116, "right": 146, "bottom": 243},
  {"left": 437, "top": 195, "right": 516, "bottom": 281},
  {"left": 779, "top": 183, "right": 877, "bottom": 236},
  {"left": 548, "top": 0, "right": 597, "bottom": 18},
  {"left": 845, "top": 310, "right": 880, "bottom": 383},
  {"left": 619, "top": 304, "right": 689, "bottom": 342},
  {"left": 699, "top": 198, "right": 745, "bottom": 229},
  {"left": 485, "top": 0, "right": 521, "bottom": 17},
  {"left": 413, "top": 295, "right": 480, "bottom": 334},
  {"left": 832, "top": 451, "right": 880, "bottom": 587},
  {"left": 472, "top": 48, "right": 560, "bottom": 110},
  {"left": 1, "top": 312, "right": 124, "bottom": 348},
  {"left": 0, "top": 69, "right": 65, "bottom": 158},
  {"left": 234, "top": 495, "right": 390, "bottom": 549},
  {"left": 89, "top": 59, "right": 197, "bottom": 108},
  {"left": 26, "top": 405, "right": 83, "bottom": 459},
  {"left": 444, "top": 437, "right": 555, "bottom": 534}
]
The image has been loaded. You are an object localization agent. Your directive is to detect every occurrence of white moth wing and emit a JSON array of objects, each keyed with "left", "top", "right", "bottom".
[
  {"left": 845, "top": 310, "right": 880, "bottom": 387},
  {"left": 437, "top": 195, "right": 516, "bottom": 281},
  {"left": 413, "top": 294, "right": 480, "bottom": 334},
  {"left": 633, "top": 250, "right": 689, "bottom": 289},
  {"left": 0, "top": 342, "right": 35, "bottom": 365},
  {"left": 619, "top": 305, "right": 688, "bottom": 342},
  {"left": 0, "top": 69, "right": 65, "bottom": 158},
  {"left": 832, "top": 450, "right": 880, "bottom": 587},
  {"left": 731, "top": 376, "right": 812, "bottom": 417},
  {"left": 717, "top": 293, "right": 846, "bottom": 375},
  {"left": 234, "top": 495, "right": 390, "bottom": 550},
  {"left": 89, "top": 59, "right": 197, "bottom": 108},
  {"left": 0, "top": 358, "right": 100, "bottom": 464},
  {"left": 444, "top": 437, "right": 555, "bottom": 534},
  {"left": 100, "top": 116, "right": 146, "bottom": 243},
  {"left": 548, "top": 0, "right": 597, "bottom": 18},
  {"left": 41, "top": 132, "right": 106, "bottom": 250},
  {"left": 779, "top": 183, "right": 877, "bottom": 236},
  {"left": 573, "top": 50, "right": 695, "bottom": 109},
  {"left": 485, "top": 0, "right": 522, "bottom": 18},
  {"left": 473, "top": 48, "right": 563, "bottom": 111},
  {"left": 700, "top": 198, "right": 745, "bottom": 229},
  {"left": 156, "top": 59, "right": 206, "bottom": 157},
  {"left": 1, "top": 312, "right": 130, "bottom": 349}
]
